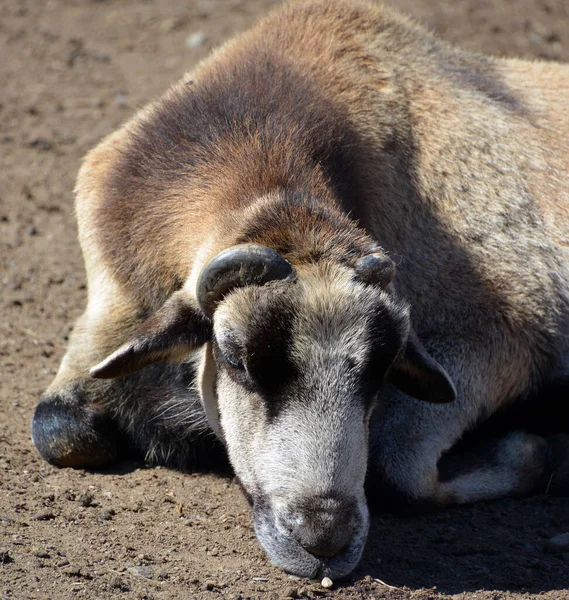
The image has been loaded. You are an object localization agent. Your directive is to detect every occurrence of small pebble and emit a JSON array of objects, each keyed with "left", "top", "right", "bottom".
[
  {"left": 321, "top": 577, "right": 333, "bottom": 589},
  {"left": 115, "top": 93, "right": 128, "bottom": 108},
  {"left": 283, "top": 586, "right": 298, "bottom": 598},
  {"left": 185, "top": 31, "right": 207, "bottom": 48},
  {"left": 128, "top": 565, "right": 154, "bottom": 579}
]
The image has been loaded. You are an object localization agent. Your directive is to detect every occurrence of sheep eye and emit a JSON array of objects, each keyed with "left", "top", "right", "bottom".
[
  {"left": 214, "top": 333, "right": 246, "bottom": 371},
  {"left": 223, "top": 353, "right": 245, "bottom": 370}
]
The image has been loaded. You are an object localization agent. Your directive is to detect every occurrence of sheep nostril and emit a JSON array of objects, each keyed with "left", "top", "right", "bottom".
[
  {"left": 303, "top": 541, "right": 349, "bottom": 558},
  {"left": 282, "top": 496, "right": 357, "bottom": 558},
  {"left": 291, "top": 516, "right": 353, "bottom": 558},
  {"left": 294, "top": 523, "right": 352, "bottom": 558}
]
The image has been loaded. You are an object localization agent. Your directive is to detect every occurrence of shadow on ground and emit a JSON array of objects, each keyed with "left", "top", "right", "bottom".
[{"left": 349, "top": 496, "right": 569, "bottom": 594}]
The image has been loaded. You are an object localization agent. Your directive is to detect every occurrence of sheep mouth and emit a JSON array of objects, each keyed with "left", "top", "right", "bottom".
[{"left": 250, "top": 497, "right": 370, "bottom": 579}]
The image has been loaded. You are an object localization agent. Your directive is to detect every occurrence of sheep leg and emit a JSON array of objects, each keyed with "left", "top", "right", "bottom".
[{"left": 367, "top": 337, "right": 569, "bottom": 511}]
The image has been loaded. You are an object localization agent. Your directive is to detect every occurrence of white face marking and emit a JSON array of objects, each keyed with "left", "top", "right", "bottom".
[{"left": 202, "top": 262, "right": 409, "bottom": 578}]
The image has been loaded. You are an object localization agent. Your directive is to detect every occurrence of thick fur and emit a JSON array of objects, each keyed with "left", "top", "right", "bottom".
[{"left": 33, "top": 0, "right": 569, "bottom": 580}]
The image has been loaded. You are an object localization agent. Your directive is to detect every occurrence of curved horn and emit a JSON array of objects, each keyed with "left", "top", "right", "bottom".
[
  {"left": 197, "top": 244, "right": 294, "bottom": 316},
  {"left": 355, "top": 252, "right": 396, "bottom": 287}
]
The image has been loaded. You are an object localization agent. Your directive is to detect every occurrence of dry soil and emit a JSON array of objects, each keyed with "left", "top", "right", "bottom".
[{"left": 2, "top": 1, "right": 569, "bottom": 599}]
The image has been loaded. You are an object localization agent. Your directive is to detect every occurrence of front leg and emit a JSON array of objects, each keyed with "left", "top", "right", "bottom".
[
  {"left": 32, "top": 276, "right": 145, "bottom": 468},
  {"left": 32, "top": 256, "right": 217, "bottom": 470}
]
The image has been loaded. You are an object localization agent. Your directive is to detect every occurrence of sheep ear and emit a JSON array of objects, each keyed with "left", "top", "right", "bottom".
[
  {"left": 387, "top": 331, "right": 456, "bottom": 403},
  {"left": 90, "top": 291, "right": 211, "bottom": 379},
  {"left": 197, "top": 342, "right": 222, "bottom": 438}
]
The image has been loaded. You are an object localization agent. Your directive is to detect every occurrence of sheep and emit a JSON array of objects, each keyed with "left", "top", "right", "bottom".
[{"left": 32, "top": 0, "right": 569, "bottom": 580}]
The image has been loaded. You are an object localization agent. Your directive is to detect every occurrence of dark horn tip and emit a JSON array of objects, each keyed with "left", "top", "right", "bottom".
[{"left": 355, "top": 253, "right": 396, "bottom": 287}]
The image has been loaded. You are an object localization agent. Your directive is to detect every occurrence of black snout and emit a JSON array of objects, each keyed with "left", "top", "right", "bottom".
[{"left": 281, "top": 495, "right": 357, "bottom": 558}]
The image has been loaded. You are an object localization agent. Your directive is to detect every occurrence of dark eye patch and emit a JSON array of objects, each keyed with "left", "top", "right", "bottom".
[
  {"left": 245, "top": 300, "right": 298, "bottom": 397},
  {"left": 213, "top": 293, "right": 298, "bottom": 408},
  {"left": 359, "top": 302, "right": 406, "bottom": 397}
]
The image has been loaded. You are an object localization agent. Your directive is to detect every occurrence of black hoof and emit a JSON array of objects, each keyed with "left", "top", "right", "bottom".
[{"left": 32, "top": 389, "right": 119, "bottom": 468}]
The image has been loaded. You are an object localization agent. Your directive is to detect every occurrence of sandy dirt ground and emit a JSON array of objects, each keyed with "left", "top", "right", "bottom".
[{"left": 2, "top": 0, "right": 569, "bottom": 599}]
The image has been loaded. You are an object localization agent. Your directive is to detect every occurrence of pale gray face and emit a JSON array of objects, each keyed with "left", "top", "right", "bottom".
[{"left": 206, "top": 263, "right": 409, "bottom": 578}]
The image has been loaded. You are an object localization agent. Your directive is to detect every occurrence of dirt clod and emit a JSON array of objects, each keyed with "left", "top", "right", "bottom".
[
  {"left": 100, "top": 508, "right": 116, "bottom": 520},
  {"left": 110, "top": 575, "right": 130, "bottom": 591},
  {"left": 78, "top": 491, "right": 95, "bottom": 507},
  {"left": 202, "top": 580, "right": 216, "bottom": 591},
  {"left": 34, "top": 510, "right": 56, "bottom": 521}
]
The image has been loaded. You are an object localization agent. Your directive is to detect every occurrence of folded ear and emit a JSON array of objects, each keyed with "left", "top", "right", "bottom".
[
  {"left": 90, "top": 291, "right": 212, "bottom": 379},
  {"left": 387, "top": 330, "right": 456, "bottom": 403}
]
